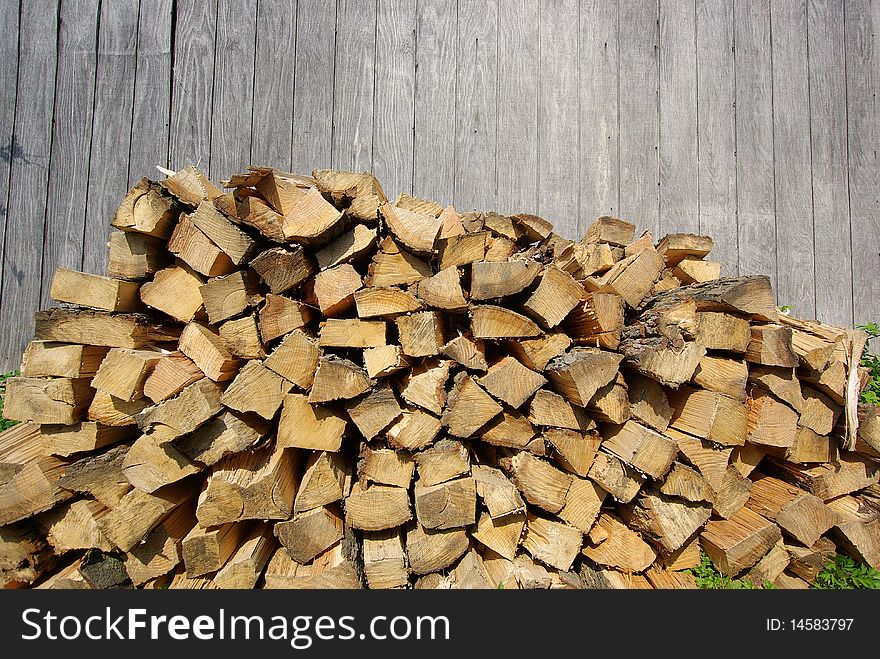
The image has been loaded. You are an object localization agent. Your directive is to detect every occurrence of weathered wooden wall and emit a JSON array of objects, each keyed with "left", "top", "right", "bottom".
[{"left": 0, "top": 0, "right": 877, "bottom": 370}]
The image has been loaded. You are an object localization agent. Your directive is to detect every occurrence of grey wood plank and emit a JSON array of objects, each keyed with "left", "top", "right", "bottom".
[
  {"left": 40, "top": 0, "right": 99, "bottom": 305},
  {"left": 537, "top": 0, "right": 579, "bottom": 237},
  {"left": 659, "top": 0, "right": 699, "bottom": 235},
  {"left": 168, "top": 0, "right": 217, "bottom": 172},
  {"left": 211, "top": 0, "right": 256, "bottom": 179},
  {"left": 846, "top": 0, "right": 880, "bottom": 331},
  {"left": 413, "top": 0, "right": 456, "bottom": 204},
  {"left": 454, "top": 0, "right": 497, "bottom": 212},
  {"left": 578, "top": 0, "right": 619, "bottom": 234},
  {"left": 83, "top": 0, "right": 139, "bottom": 277},
  {"left": 290, "top": 0, "right": 336, "bottom": 174},
  {"left": 808, "top": 0, "right": 853, "bottom": 327},
  {"left": 618, "top": 0, "right": 659, "bottom": 238},
  {"left": 696, "top": 0, "right": 737, "bottom": 275},
  {"left": 0, "top": 0, "right": 58, "bottom": 371},
  {"left": 128, "top": 0, "right": 172, "bottom": 183},
  {"left": 332, "top": 0, "right": 376, "bottom": 172},
  {"left": 372, "top": 0, "right": 417, "bottom": 201},
  {"left": 0, "top": 0, "right": 20, "bottom": 322},
  {"left": 251, "top": 0, "right": 297, "bottom": 170},
  {"left": 495, "top": 0, "right": 538, "bottom": 217},
  {"left": 772, "top": 0, "right": 815, "bottom": 318},
  {"left": 735, "top": 0, "right": 777, "bottom": 295}
]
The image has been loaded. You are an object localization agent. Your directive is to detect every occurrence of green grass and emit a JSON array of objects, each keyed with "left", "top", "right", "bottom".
[
  {"left": 0, "top": 370, "right": 19, "bottom": 432},
  {"left": 687, "top": 552, "right": 775, "bottom": 589},
  {"left": 857, "top": 323, "right": 880, "bottom": 406},
  {"left": 814, "top": 555, "right": 880, "bottom": 589}
]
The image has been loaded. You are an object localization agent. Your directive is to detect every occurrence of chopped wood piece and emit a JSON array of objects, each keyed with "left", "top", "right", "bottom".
[
  {"left": 546, "top": 428, "right": 602, "bottom": 477},
  {"left": 766, "top": 454, "right": 879, "bottom": 501},
  {"left": 354, "top": 286, "right": 424, "bottom": 317},
  {"left": 124, "top": 501, "right": 197, "bottom": 586},
  {"left": 523, "top": 513, "right": 581, "bottom": 571},
  {"left": 713, "top": 465, "right": 753, "bottom": 519},
  {"left": 137, "top": 378, "right": 224, "bottom": 443},
  {"left": 108, "top": 231, "right": 170, "bottom": 280},
  {"left": 746, "top": 389, "right": 799, "bottom": 448},
  {"left": 92, "top": 348, "right": 162, "bottom": 402},
  {"left": 414, "top": 477, "right": 476, "bottom": 529},
  {"left": 41, "top": 422, "right": 135, "bottom": 458},
  {"left": 55, "top": 444, "right": 131, "bottom": 508},
  {"left": 214, "top": 525, "right": 276, "bottom": 589},
  {"left": 667, "top": 427, "right": 733, "bottom": 491},
  {"left": 396, "top": 311, "right": 444, "bottom": 357},
  {"left": 313, "top": 264, "right": 362, "bottom": 316},
  {"left": 659, "top": 536, "right": 702, "bottom": 571},
  {"left": 700, "top": 507, "right": 782, "bottom": 576},
  {"left": 442, "top": 373, "right": 502, "bottom": 437},
  {"left": 528, "top": 389, "right": 592, "bottom": 431},
  {"left": 512, "top": 213, "right": 553, "bottom": 241},
  {"left": 415, "top": 266, "right": 467, "bottom": 311},
  {"left": 413, "top": 439, "right": 470, "bottom": 486},
  {"left": 587, "top": 373, "right": 631, "bottom": 424},
  {"left": 645, "top": 565, "right": 699, "bottom": 589},
  {"left": 626, "top": 373, "right": 673, "bottom": 432},
  {"left": 471, "top": 464, "right": 526, "bottom": 519},
  {"left": 280, "top": 186, "right": 345, "bottom": 244},
  {"left": 778, "top": 313, "right": 850, "bottom": 370},
  {"left": 692, "top": 355, "right": 749, "bottom": 400},
  {"left": 346, "top": 386, "right": 402, "bottom": 439},
  {"left": 345, "top": 482, "right": 412, "bottom": 530},
  {"left": 405, "top": 524, "right": 469, "bottom": 575},
  {"left": 584, "top": 216, "right": 636, "bottom": 246},
  {"left": 182, "top": 521, "right": 250, "bottom": 578},
  {"left": 505, "top": 452, "right": 571, "bottom": 514},
  {"left": 799, "top": 386, "right": 841, "bottom": 436},
  {"left": 252, "top": 170, "right": 308, "bottom": 214},
  {"left": 264, "top": 330, "right": 319, "bottom": 390},
  {"left": 729, "top": 443, "right": 767, "bottom": 478},
  {"left": 121, "top": 435, "right": 200, "bottom": 493},
  {"left": 178, "top": 322, "right": 242, "bottom": 381},
  {"left": 140, "top": 264, "right": 205, "bottom": 322},
  {"left": 481, "top": 408, "right": 537, "bottom": 449},
  {"left": 564, "top": 293, "right": 624, "bottom": 349},
  {"left": 162, "top": 165, "right": 223, "bottom": 206},
  {"left": 620, "top": 489, "right": 713, "bottom": 553},
  {"left": 278, "top": 394, "right": 346, "bottom": 452},
  {"left": 362, "top": 529, "right": 409, "bottom": 588},
  {"left": 642, "top": 275, "right": 778, "bottom": 321},
  {"left": 143, "top": 352, "right": 204, "bottom": 404},
  {"left": 658, "top": 461, "right": 715, "bottom": 503},
  {"left": 366, "top": 238, "right": 432, "bottom": 287},
  {"left": 586, "top": 450, "right": 645, "bottom": 503},
  {"left": 672, "top": 257, "right": 721, "bottom": 284},
  {"left": 168, "top": 214, "right": 236, "bottom": 277},
  {"left": 582, "top": 513, "right": 656, "bottom": 573},
  {"left": 438, "top": 231, "right": 488, "bottom": 269},
  {"left": 20, "top": 341, "right": 109, "bottom": 379},
  {"left": 619, "top": 335, "right": 706, "bottom": 388},
  {"left": 50, "top": 268, "right": 142, "bottom": 313},
  {"left": 221, "top": 360, "right": 292, "bottom": 419},
  {"left": 237, "top": 195, "right": 286, "bottom": 241},
  {"left": 359, "top": 446, "right": 414, "bottom": 489},
  {"left": 187, "top": 201, "right": 256, "bottom": 264},
  {"left": 479, "top": 356, "right": 547, "bottom": 408},
  {"left": 472, "top": 509, "right": 524, "bottom": 560},
  {"left": 400, "top": 360, "right": 450, "bottom": 414},
  {"left": 296, "top": 451, "right": 347, "bottom": 512},
  {"left": 695, "top": 311, "right": 751, "bottom": 352},
  {"left": 470, "top": 305, "right": 542, "bottom": 339},
  {"left": 776, "top": 426, "right": 836, "bottom": 464},
  {"left": 363, "top": 345, "right": 410, "bottom": 378},
  {"left": 199, "top": 271, "right": 262, "bottom": 324},
  {"left": 250, "top": 246, "right": 315, "bottom": 293},
  {"left": 309, "top": 356, "right": 371, "bottom": 403},
  {"left": 558, "top": 476, "right": 605, "bottom": 532},
  {"left": 470, "top": 259, "right": 542, "bottom": 300},
  {"left": 386, "top": 409, "right": 442, "bottom": 451},
  {"left": 545, "top": 348, "right": 623, "bottom": 407},
  {"left": 35, "top": 308, "right": 180, "bottom": 349},
  {"left": 587, "top": 248, "right": 664, "bottom": 308},
  {"left": 656, "top": 233, "right": 714, "bottom": 266},
  {"left": 88, "top": 391, "right": 150, "bottom": 427},
  {"left": 97, "top": 483, "right": 190, "bottom": 552},
  {"left": 319, "top": 318, "right": 386, "bottom": 348},
  {"left": 825, "top": 495, "right": 880, "bottom": 569},
  {"left": 263, "top": 542, "right": 360, "bottom": 589},
  {"left": 669, "top": 386, "right": 748, "bottom": 446},
  {"left": 394, "top": 192, "right": 443, "bottom": 217},
  {"left": 381, "top": 202, "right": 442, "bottom": 253},
  {"left": 3, "top": 377, "right": 93, "bottom": 425},
  {"left": 785, "top": 536, "right": 837, "bottom": 582},
  {"left": 258, "top": 294, "right": 315, "bottom": 342},
  {"left": 746, "top": 324, "right": 799, "bottom": 367},
  {"left": 177, "top": 410, "right": 269, "bottom": 466},
  {"left": 799, "top": 360, "right": 847, "bottom": 405},
  {"left": 601, "top": 421, "right": 679, "bottom": 479},
  {"left": 522, "top": 267, "right": 584, "bottom": 328},
  {"left": 112, "top": 178, "right": 177, "bottom": 238},
  {"left": 315, "top": 224, "right": 377, "bottom": 269},
  {"left": 746, "top": 473, "right": 839, "bottom": 546}
]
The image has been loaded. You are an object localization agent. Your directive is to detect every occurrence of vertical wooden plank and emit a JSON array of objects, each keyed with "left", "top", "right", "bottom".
[
  {"left": 83, "top": 0, "right": 139, "bottom": 277},
  {"left": 0, "top": 0, "right": 58, "bottom": 371},
  {"left": 454, "top": 0, "right": 497, "bottom": 212},
  {"left": 332, "top": 0, "right": 376, "bottom": 172},
  {"left": 373, "top": 0, "right": 416, "bottom": 201},
  {"left": 0, "top": 0, "right": 20, "bottom": 314},
  {"left": 772, "top": 0, "right": 815, "bottom": 318},
  {"left": 537, "top": 0, "right": 579, "bottom": 236},
  {"left": 129, "top": 0, "right": 172, "bottom": 183},
  {"left": 735, "top": 0, "right": 777, "bottom": 294},
  {"left": 290, "top": 0, "right": 336, "bottom": 173},
  {"left": 168, "top": 0, "right": 217, "bottom": 171},
  {"left": 210, "top": 0, "right": 256, "bottom": 179},
  {"left": 659, "top": 0, "right": 699, "bottom": 235},
  {"left": 579, "top": 0, "right": 619, "bottom": 233},
  {"left": 618, "top": 0, "right": 659, "bottom": 237},
  {"left": 846, "top": 0, "right": 880, "bottom": 332},
  {"left": 41, "top": 0, "right": 99, "bottom": 303},
  {"left": 696, "top": 0, "right": 737, "bottom": 274},
  {"left": 251, "top": 0, "right": 297, "bottom": 170},
  {"left": 413, "top": 0, "right": 456, "bottom": 204},
  {"left": 496, "top": 0, "right": 538, "bottom": 216},
  {"left": 808, "top": 0, "right": 852, "bottom": 327}
]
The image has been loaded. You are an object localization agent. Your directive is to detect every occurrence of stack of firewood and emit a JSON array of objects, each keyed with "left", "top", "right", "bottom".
[{"left": 1, "top": 165, "right": 878, "bottom": 590}]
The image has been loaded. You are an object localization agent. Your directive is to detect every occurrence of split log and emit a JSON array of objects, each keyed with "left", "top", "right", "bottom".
[
  {"left": 699, "top": 507, "right": 783, "bottom": 576},
  {"left": 91, "top": 348, "right": 162, "bottom": 402},
  {"left": 746, "top": 473, "right": 839, "bottom": 546},
  {"left": 35, "top": 308, "right": 180, "bottom": 349},
  {"left": 50, "top": 268, "right": 142, "bottom": 312},
  {"left": 20, "top": 341, "right": 109, "bottom": 379},
  {"left": 3, "top": 377, "right": 93, "bottom": 425},
  {"left": 581, "top": 513, "right": 656, "bottom": 573}
]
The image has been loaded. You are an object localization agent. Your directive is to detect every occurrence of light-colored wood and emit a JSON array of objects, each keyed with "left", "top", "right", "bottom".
[
  {"left": 505, "top": 333, "right": 572, "bottom": 372},
  {"left": 345, "top": 482, "right": 412, "bottom": 531},
  {"left": 414, "top": 266, "right": 467, "bottom": 311},
  {"left": 50, "top": 268, "right": 142, "bottom": 312},
  {"left": 584, "top": 217, "right": 636, "bottom": 247},
  {"left": 295, "top": 451, "right": 347, "bottom": 512},
  {"left": 587, "top": 373, "right": 631, "bottom": 424},
  {"left": 481, "top": 409, "right": 537, "bottom": 450},
  {"left": 219, "top": 315, "right": 266, "bottom": 359},
  {"left": 470, "top": 259, "right": 542, "bottom": 301},
  {"left": 673, "top": 257, "right": 721, "bottom": 284},
  {"left": 746, "top": 389, "right": 799, "bottom": 448},
  {"left": 438, "top": 232, "right": 488, "bottom": 270},
  {"left": 123, "top": 498, "right": 197, "bottom": 587},
  {"left": 263, "top": 543, "right": 360, "bottom": 589},
  {"left": 669, "top": 386, "right": 748, "bottom": 446},
  {"left": 746, "top": 473, "right": 839, "bottom": 547},
  {"left": 309, "top": 356, "right": 371, "bottom": 404},
  {"left": 767, "top": 454, "right": 879, "bottom": 501},
  {"left": 563, "top": 293, "right": 624, "bottom": 349},
  {"left": 656, "top": 233, "right": 713, "bottom": 266},
  {"left": 121, "top": 434, "right": 201, "bottom": 493},
  {"left": 20, "top": 342, "right": 108, "bottom": 379},
  {"left": 586, "top": 450, "right": 645, "bottom": 504},
  {"left": 364, "top": 345, "right": 410, "bottom": 379},
  {"left": 413, "top": 439, "right": 469, "bottom": 486},
  {"left": 528, "top": 388, "right": 593, "bottom": 432},
  {"left": 396, "top": 311, "right": 444, "bottom": 357},
  {"left": 471, "top": 464, "right": 525, "bottom": 520},
  {"left": 319, "top": 318, "right": 387, "bottom": 349},
  {"left": 366, "top": 237, "right": 432, "bottom": 287},
  {"left": 523, "top": 267, "right": 584, "bottom": 329},
  {"left": 505, "top": 451, "right": 571, "bottom": 514},
  {"left": 107, "top": 231, "right": 170, "bottom": 281},
  {"left": 199, "top": 271, "right": 262, "bottom": 324},
  {"left": 54, "top": 443, "right": 130, "bottom": 508},
  {"left": 278, "top": 393, "right": 346, "bottom": 452},
  {"left": 472, "top": 509, "right": 524, "bottom": 560},
  {"left": 41, "top": 422, "right": 134, "bottom": 458},
  {"left": 250, "top": 246, "right": 316, "bottom": 294},
  {"left": 558, "top": 476, "right": 605, "bottom": 533},
  {"left": 362, "top": 529, "right": 409, "bottom": 589},
  {"left": 470, "top": 305, "right": 542, "bottom": 339},
  {"left": 713, "top": 465, "right": 753, "bottom": 519},
  {"left": 92, "top": 348, "right": 162, "bottom": 402},
  {"left": 275, "top": 506, "right": 344, "bottom": 564},
  {"left": 381, "top": 202, "right": 442, "bottom": 253},
  {"left": 601, "top": 420, "right": 679, "bottom": 479},
  {"left": 315, "top": 224, "right": 377, "bottom": 270},
  {"left": 386, "top": 409, "right": 442, "bottom": 451},
  {"left": 143, "top": 352, "right": 204, "bottom": 404},
  {"left": 692, "top": 355, "right": 748, "bottom": 401},
  {"left": 414, "top": 477, "right": 476, "bottom": 529},
  {"left": 620, "top": 489, "right": 713, "bottom": 553},
  {"left": 214, "top": 524, "right": 276, "bottom": 589},
  {"left": 359, "top": 446, "right": 414, "bottom": 489},
  {"left": 187, "top": 201, "right": 256, "bottom": 265},
  {"left": 746, "top": 324, "right": 799, "bottom": 367},
  {"left": 658, "top": 461, "right": 715, "bottom": 504},
  {"left": 406, "top": 524, "right": 469, "bottom": 576},
  {"left": 667, "top": 427, "right": 733, "bottom": 491},
  {"left": 355, "top": 286, "right": 424, "bottom": 318},
  {"left": 263, "top": 330, "right": 319, "bottom": 391},
  {"left": 582, "top": 513, "right": 656, "bottom": 573},
  {"left": 168, "top": 214, "right": 235, "bottom": 277},
  {"left": 545, "top": 348, "right": 623, "bottom": 407},
  {"left": 400, "top": 360, "right": 450, "bottom": 415},
  {"left": 178, "top": 322, "right": 242, "bottom": 382},
  {"left": 3, "top": 377, "right": 93, "bottom": 425},
  {"left": 747, "top": 364, "right": 804, "bottom": 411},
  {"left": 97, "top": 482, "right": 190, "bottom": 552},
  {"left": 112, "top": 178, "right": 176, "bottom": 237},
  {"left": 177, "top": 410, "right": 269, "bottom": 466},
  {"left": 587, "top": 248, "right": 664, "bottom": 308},
  {"left": 346, "top": 385, "right": 402, "bottom": 439},
  {"left": 826, "top": 495, "right": 880, "bottom": 569},
  {"left": 139, "top": 264, "right": 205, "bottom": 323},
  {"left": 88, "top": 391, "right": 151, "bottom": 427},
  {"left": 136, "top": 378, "right": 224, "bottom": 443},
  {"left": 523, "top": 513, "right": 581, "bottom": 572},
  {"left": 479, "top": 356, "right": 546, "bottom": 409},
  {"left": 546, "top": 427, "right": 601, "bottom": 478},
  {"left": 34, "top": 308, "right": 180, "bottom": 349},
  {"left": 799, "top": 386, "right": 841, "bottom": 436},
  {"left": 626, "top": 373, "right": 673, "bottom": 432},
  {"left": 39, "top": 498, "right": 111, "bottom": 552},
  {"left": 258, "top": 294, "right": 315, "bottom": 342},
  {"left": 313, "top": 264, "right": 362, "bottom": 316},
  {"left": 182, "top": 521, "right": 251, "bottom": 578},
  {"left": 442, "top": 373, "right": 502, "bottom": 438},
  {"left": 700, "top": 506, "right": 782, "bottom": 576}
]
